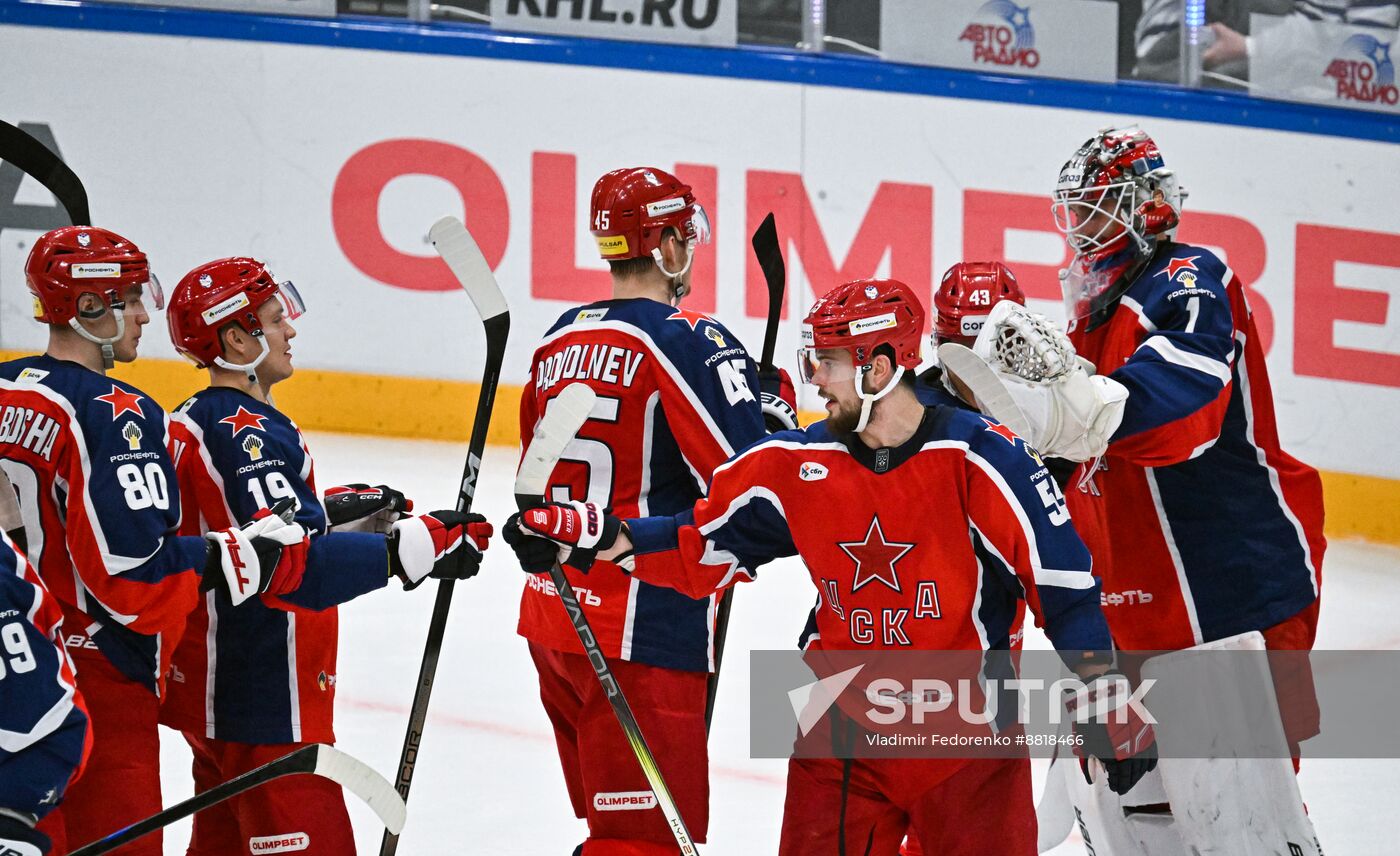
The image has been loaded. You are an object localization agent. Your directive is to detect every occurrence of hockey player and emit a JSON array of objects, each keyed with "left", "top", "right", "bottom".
[
  {"left": 506, "top": 166, "right": 770, "bottom": 855},
  {"left": 507, "top": 278, "right": 1157, "bottom": 854},
  {"left": 160, "top": 257, "right": 491, "bottom": 856},
  {"left": 918, "top": 261, "right": 1027, "bottom": 408},
  {"left": 0, "top": 528, "right": 90, "bottom": 856},
  {"left": 0, "top": 226, "right": 310, "bottom": 855},
  {"left": 951, "top": 127, "right": 1326, "bottom": 853}
]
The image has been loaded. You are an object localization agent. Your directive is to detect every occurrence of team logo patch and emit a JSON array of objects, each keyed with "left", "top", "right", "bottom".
[
  {"left": 667, "top": 307, "right": 712, "bottom": 330},
  {"left": 317, "top": 670, "right": 337, "bottom": 691},
  {"left": 799, "top": 462, "right": 828, "bottom": 481},
  {"left": 838, "top": 515, "right": 914, "bottom": 595},
  {"left": 70, "top": 262, "right": 121, "bottom": 279},
  {"left": 248, "top": 832, "right": 309, "bottom": 853},
  {"left": 864, "top": 284, "right": 879, "bottom": 299},
  {"left": 220, "top": 405, "right": 268, "bottom": 436},
  {"left": 122, "top": 421, "right": 142, "bottom": 451},
  {"left": 242, "top": 434, "right": 264, "bottom": 461},
  {"left": 704, "top": 326, "right": 727, "bottom": 348},
  {"left": 1177, "top": 271, "right": 1197, "bottom": 288},
  {"left": 593, "top": 791, "right": 658, "bottom": 811},
  {"left": 1156, "top": 255, "right": 1201, "bottom": 281},
  {"left": 77, "top": 231, "right": 91, "bottom": 248},
  {"left": 96, "top": 385, "right": 144, "bottom": 419},
  {"left": 575, "top": 308, "right": 608, "bottom": 323},
  {"left": 981, "top": 417, "right": 1019, "bottom": 445},
  {"left": 848, "top": 313, "right": 897, "bottom": 336}
]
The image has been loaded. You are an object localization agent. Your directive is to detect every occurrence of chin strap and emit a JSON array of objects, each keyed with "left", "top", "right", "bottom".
[
  {"left": 213, "top": 333, "right": 269, "bottom": 386},
  {"left": 852, "top": 365, "right": 906, "bottom": 433},
  {"left": 70, "top": 301, "right": 126, "bottom": 370},
  {"left": 652, "top": 243, "right": 696, "bottom": 306}
]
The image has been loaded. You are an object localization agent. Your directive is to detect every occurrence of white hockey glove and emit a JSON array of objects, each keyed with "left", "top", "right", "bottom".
[
  {"left": 202, "top": 499, "right": 310, "bottom": 606},
  {"left": 938, "top": 301, "right": 1127, "bottom": 462}
]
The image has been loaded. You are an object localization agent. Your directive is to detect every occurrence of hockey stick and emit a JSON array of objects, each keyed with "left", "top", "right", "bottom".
[
  {"left": 705, "top": 213, "right": 787, "bottom": 730},
  {"left": 515, "top": 383, "right": 700, "bottom": 856},
  {"left": 378, "top": 216, "right": 509, "bottom": 856},
  {"left": 0, "top": 120, "right": 90, "bottom": 226},
  {"left": 66, "top": 744, "right": 404, "bottom": 856}
]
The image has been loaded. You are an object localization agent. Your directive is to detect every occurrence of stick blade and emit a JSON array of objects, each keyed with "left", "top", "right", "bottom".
[
  {"left": 312, "top": 745, "right": 407, "bottom": 835},
  {"left": 429, "top": 216, "right": 508, "bottom": 322},
  {"left": 515, "top": 383, "right": 597, "bottom": 505},
  {"left": 750, "top": 212, "right": 785, "bottom": 298}
]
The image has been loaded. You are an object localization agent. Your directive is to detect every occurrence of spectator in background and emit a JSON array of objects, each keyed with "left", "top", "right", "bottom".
[{"left": 1203, "top": 0, "right": 1399, "bottom": 75}]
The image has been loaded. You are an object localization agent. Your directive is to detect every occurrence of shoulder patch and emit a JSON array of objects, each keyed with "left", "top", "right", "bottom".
[
  {"left": 219, "top": 406, "right": 268, "bottom": 437},
  {"left": 666, "top": 307, "right": 713, "bottom": 331},
  {"left": 574, "top": 307, "right": 608, "bottom": 324},
  {"left": 16, "top": 367, "right": 49, "bottom": 384},
  {"left": 704, "top": 326, "right": 727, "bottom": 349}
]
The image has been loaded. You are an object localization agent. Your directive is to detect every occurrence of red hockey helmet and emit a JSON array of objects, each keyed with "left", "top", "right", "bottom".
[
  {"left": 26, "top": 225, "right": 162, "bottom": 326},
  {"left": 800, "top": 279, "right": 925, "bottom": 431},
  {"left": 167, "top": 257, "right": 305, "bottom": 372},
  {"left": 933, "top": 261, "right": 1026, "bottom": 346},
  {"left": 589, "top": 167, "right": 710, "bottom": 294}
]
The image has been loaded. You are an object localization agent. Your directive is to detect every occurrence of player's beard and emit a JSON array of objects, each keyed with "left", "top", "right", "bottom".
[{"left": 824, "top": 394, "right": 863, "bottom": 436}]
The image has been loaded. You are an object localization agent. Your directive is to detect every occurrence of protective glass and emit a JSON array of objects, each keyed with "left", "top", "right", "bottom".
[
  {"left": 688, "top": 203, "right": 712, "bottom": 246},
  {"left": 1060, "top": 253, "right": 1119, "bottom": 324},
  {"left": 143, "top": 273, "right": 165, "bottom": 311},
  {"left": 1050, "top": 181, "right": 1135, "bottom": 252},
  {"left": 275, "top": 280, "right": 306, "bottom": 320},
  {"left": 796, "top": 347, "right": 856, "bottom": 385}
]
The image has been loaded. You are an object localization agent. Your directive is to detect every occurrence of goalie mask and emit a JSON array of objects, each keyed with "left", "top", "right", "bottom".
[
  {"left": 1051, "top": 127, "right": 1187, "bottom": 328},
  {"left": 799, "top": 279, "right": 924, "bottom": 433},
  {"left": 26, "top": 225, "right": 164, "bottom": 368},
  {"left": 589, "top": 167, "right": 711, "bottom": 304},
  {"left": 167, "top": 257, "right": 305, "bottom": 382}
]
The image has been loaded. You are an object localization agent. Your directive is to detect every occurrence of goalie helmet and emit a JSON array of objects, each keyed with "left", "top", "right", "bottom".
[
  {"left": 1051, "top": 126, "right": 1187, "bottom": 327},
  {"left": 799, "top": 279, "right": 924, "bottom": 433},
  {"left": 933, "top": 261, "right": 1026, "bottom": 347},
  {"left": 167, "top": 257, "right": 305, "bottom": 373}
]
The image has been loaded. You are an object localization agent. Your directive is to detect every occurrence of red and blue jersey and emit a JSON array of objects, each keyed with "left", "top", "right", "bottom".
[
  {"left": 161, "top": 387, "right": 388, "bottom": 745},
  {"left": 0, "top": 355, "right": 206, "bottom": 695},
  {"left": 0, "top": 533, "right": 90, "bottom": 822},
  {"left": 626, "top": 406, "right": 1113, "bottom": 657},
  {"left": 517, "top": 298, "right": 767, "bottom": 672},
  {"left": 1067, "top": 243, "right": 1326, "bottom": 650}
]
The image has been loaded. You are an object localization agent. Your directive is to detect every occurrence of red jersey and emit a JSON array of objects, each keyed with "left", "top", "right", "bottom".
[{"left": 517, "top": 298, "right": 766, "bottom": 672}]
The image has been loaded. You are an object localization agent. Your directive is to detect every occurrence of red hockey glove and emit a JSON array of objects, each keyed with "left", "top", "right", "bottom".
[
  {"left": 758, "top": 366, "right": 799, "bottom": 433},
  {"left": 203, "top": 502, "right": 310, "bottom": 606},
  {"left": 511, "top": 500, "right": 629, "bottom": 573},
  {"left": 388, "top": 511, "right": 491, "bottom": 590},
  {"left": 1066, "top": 673, "right": 1158, "bottom": 795},
  {"left": 325, "top": 483, "right": 413, "bottom": 534}
]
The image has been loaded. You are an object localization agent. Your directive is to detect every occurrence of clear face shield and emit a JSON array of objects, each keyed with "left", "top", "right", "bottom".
[
  {"left": 652, "top": 203, "right": 711, "bottom": 302},
  {"left": 215, "top": 280, "right": 307, "bottom": 382},
  {"left": 273, "top": 279, "right": 306, "bottom": 321}
]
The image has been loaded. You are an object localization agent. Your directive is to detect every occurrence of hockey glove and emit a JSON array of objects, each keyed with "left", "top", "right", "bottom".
[
  {"left": 0, "top": 812, "right": 50, "bottom": 856},
  {"left": 203, "top": 502, "right": 311, "bottom": 607},
  {"left": 502, "top": 516, "right": 563, "bottom": 575},
  {"left": 511, "top": 500, "right": 631, "bottom": 573},
  {"left": 388, "top": 511, "right": 491, "bottom": 590},
  {"left": 1066, "top": 673, "right": 1158, "bottom": 795},
  {"left": 325, "top": 483, "right": 413, "bottom": 534},
  {"left": 759, "top": 366, "right": 799, "bottom": 433}
]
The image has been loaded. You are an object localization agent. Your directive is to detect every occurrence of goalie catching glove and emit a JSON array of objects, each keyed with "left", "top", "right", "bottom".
[
  {"left": 325, "top": 483, "right": 413, "bottom": 534},
  {"left": 505, "top": 500, "right": 632, "bottom": 573},
  {"left": 387, "top": 511, "right": 492, "bottom": 590},
  {"left": 203, "top": 500, "right": 310, "bottom": 607},
  {"left": 937, "top": 300, "right": 1127, "bottom": 461},
  {"left": 1065, "top": 673, "right": 1159, "bottom": 795}
]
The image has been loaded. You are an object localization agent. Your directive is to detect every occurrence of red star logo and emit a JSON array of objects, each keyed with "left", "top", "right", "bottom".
[
  {"left": 95, "top": 385, "right": 144, "bottom": 420},
  {"left": 667, "top": 307, "right": 713, "bottom": 331},
  {"left": 981, "top": 417, "right": 1019, "bottom": 445},
  {"left": 219, "top": 406, "right": 268, "bottom": 436},
  {"left": 838, "top": 516, "right": 914, "bottom": 594},
  {"left": 1157, "top": 255, "right": 1200, "bottom": 280}
]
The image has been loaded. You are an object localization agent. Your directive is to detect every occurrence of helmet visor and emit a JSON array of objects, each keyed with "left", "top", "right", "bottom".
[
  {"left": 689, "top": 203, "right": 711, "bottom": 247},
  {"left": 276, "top": 280, "right": 306, "bottom": 320},
  {"left": 143, "top": 273, "right": 164, "bottom": 311},
  {"left": 796, "top": 347, "right": 857, "bottom": 386}
]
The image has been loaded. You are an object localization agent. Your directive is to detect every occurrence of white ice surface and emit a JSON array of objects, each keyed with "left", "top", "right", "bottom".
[{"left": 151, "top": 433, "right": 1400, "bottom": 855}]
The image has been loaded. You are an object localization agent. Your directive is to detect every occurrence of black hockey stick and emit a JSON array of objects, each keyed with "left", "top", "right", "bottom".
[
  {"left": 66, "top": 744, "right": 404, "bottom": 856},
  {"left": 379, "top": 217, "right": 509, "bottom": 856},
  {"left": 515, "top": 383, "right": 699, "bottom": 855},
  {"left": 0, "top": 119, "right": 90, "bottom": 226},
  {"left": 706, "top": 213, "right": 786, "bottom": 730}
]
